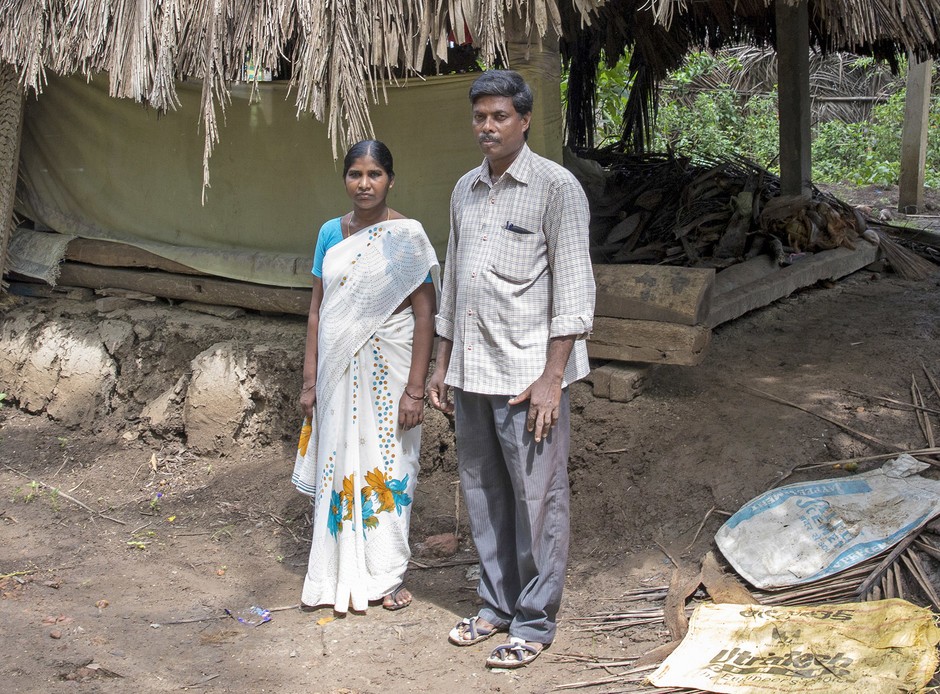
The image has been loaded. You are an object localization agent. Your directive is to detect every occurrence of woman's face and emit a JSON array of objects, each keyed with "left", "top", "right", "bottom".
[{"left": 344, "top": 154, "right": 393, "bottom": 213}]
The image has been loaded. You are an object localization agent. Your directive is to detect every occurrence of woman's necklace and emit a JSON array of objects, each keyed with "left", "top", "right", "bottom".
[{"left": 344, "top": 209, "right": 391, "bottom": 239}]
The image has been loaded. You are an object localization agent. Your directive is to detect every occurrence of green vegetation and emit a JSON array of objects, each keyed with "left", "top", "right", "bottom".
[{"left": 572, "top": 51, "right": 940, "bottom": 188}]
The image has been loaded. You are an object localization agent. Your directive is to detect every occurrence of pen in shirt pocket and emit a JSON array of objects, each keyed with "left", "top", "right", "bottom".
[{"left": 504, "top": 221, "right": 535, "bottom": 234}]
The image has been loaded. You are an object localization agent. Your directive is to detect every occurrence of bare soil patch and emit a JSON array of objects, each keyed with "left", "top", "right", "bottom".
[{"left": 1, "top": 187, "right": 939, "bottom": 693}]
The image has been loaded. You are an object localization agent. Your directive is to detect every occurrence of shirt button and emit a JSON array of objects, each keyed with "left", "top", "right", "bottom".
[
  {"left": 471, "top": 272, "right": 477, "bottom": 278},
  {"left": 489, "top": 198, "right": 495, "bottom": 204},
  {"left": 482, "top": 235, "right": 487, "bottom": 241},
  {"left": 467, "top": 345, "right": 472, "bottom": 351},
  {"left": 467, "top": 309, "right": 473, "bottom": 315}
]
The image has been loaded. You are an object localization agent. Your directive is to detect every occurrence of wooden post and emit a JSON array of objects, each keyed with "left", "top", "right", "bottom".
[
  {"left": 775, "top": 0, "right": 812, "bottom": 199},
  {"left": 0, "top": 62, "right": 25, "bottom": 287},
  {"left": 898, "top": 56, "right": 933, "bottom": 214},
  {"left": 503, "top": 11, "right": 564, "bottom": 164}
]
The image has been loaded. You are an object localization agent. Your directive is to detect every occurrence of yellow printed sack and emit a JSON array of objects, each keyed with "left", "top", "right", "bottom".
[{"left": 649, "top": 599, "right": 940, "bottom": 693}]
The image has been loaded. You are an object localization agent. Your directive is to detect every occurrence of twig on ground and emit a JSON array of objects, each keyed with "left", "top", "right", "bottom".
[
  {"left": 267, "top": 512, "right": 301, "bottom": 544},
  {"left": 911, "top": 376, "right": 935, "bottom": 448},
  {"left": 844, "top": 389, "right": 940, "bottom": 416},
  {"left": 2, "top": 464, "right": 126, "bottom": 525},
  {"left": 741, "top": 385, "right": 900, "bottom": 452},
  {"left": 52, "top": 457, "right": 69, "bottom": 478},
  {"left": 795, "top": 447, "right": 940, "bottom": 471},
  {"left": 408, "top": 557, "right": 479, "bottom": 570},
  {"left": 129, "top": 521, "right": 154, "bottom": 536},
  {"left": 162, "top": 614, "right": 228, "bottom": 625},
  {"left": 921, "top": 360, "right": 940, "bottom": 402},
  {"left": 653, "top": 540, "right": 681, "bottom": 569},
  {"left": 182, "top": 674, "right": 220, "bottom": 687},
  {"left": 268, "top": 604, "right": 301, "bottom": 612},
  {"left": 685, "top": 506, "right": 716, "bottom": 552}
]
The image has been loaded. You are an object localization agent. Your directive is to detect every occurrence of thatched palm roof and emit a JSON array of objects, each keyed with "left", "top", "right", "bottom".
[
  {"left": 0, "top": 1, "right": 594, "bottom": 191},
  {"left": 0, "top": 0, "right": 938, "bottom": 182},
  {"left": 562, "top": 0, "right": 940, "bottom": 150}
]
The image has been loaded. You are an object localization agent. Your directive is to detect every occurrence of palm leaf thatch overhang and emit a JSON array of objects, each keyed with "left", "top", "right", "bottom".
[
  {"left": 0, "top": 0, "right": 598, "bottom": 195},
  {"left": 559, "top": 0, "right": 940, "bottom": 152},
  {"left": 1, "top": 0, "right": 938, "bottom": 183}
]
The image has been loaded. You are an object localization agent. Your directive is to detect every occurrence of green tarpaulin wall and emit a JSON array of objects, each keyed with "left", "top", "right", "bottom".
[{"left": 16, "top": 55, "right": 562, "bottom": 288}]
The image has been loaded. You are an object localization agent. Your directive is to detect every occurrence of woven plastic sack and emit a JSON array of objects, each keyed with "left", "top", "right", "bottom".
[
  {"left": 716, "top": 455, "right": 940, "bottom": 589},
  {"left": 649, "top": 599, "right": 940, "bottom": 693}
]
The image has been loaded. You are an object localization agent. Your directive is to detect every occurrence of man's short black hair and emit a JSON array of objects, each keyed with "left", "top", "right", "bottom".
[{"left": 469, "top": 70, "right": 533, "bottom": 117}]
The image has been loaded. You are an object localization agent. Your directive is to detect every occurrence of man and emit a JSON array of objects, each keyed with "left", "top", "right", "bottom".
[{"left": 427, "top": 70, "right": 595, "bottom": 669}]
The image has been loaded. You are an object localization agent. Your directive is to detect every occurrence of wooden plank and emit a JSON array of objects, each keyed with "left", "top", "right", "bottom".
[
  {"left": 593, "top": 263, "right": 715, "bottom": 325},
  {"left": 66, "top": 238, "right": 207, "bottom": 276},
  {"left": 6, "top": 280, "right": 94, "bottom": 301},
  {"left": 57, "top": 262, "right": 311, "bottom": 316},
  {"left": 707, "top": 243, "right": 879, "bottom": 328},
  {"left": 589, "top": 317, "right": 711, "bottom": 366}
]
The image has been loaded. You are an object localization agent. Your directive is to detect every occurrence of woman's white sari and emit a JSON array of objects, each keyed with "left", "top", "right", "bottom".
[{"left": 292, "top": 218, "right": 439, "bottom": 612}]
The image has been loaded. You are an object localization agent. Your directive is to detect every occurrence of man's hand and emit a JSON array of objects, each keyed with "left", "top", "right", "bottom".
[
  {"left": 508, "top": 374, "right": 561, "bottom": 443},
  {"left": 427, "top": 368, "right": 454, "bottom": 415}
]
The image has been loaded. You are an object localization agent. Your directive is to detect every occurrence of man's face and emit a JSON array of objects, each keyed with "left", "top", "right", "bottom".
[{"left": 471, "top": 95, "right": 531, "bottom": 170}]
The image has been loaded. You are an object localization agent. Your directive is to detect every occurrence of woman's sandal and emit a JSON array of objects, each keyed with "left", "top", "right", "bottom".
[
  {"left": 485, "top": 637, "right": 545, "bottom": 669},
  {"left": 448, "top": 616, "right": 506, "bottom": 646},
  {"left": 382, "top": 584, "right": 412, "bottom": 611}
]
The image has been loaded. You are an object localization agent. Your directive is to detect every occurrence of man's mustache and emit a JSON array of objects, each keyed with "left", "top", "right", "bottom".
[{"left": 479, "top": 135, "right": 500, "bottom": 144}]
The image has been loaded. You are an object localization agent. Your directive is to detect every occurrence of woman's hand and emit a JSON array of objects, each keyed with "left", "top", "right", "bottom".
[
  {"left": 398, "top": 388, "right": 425, "bottom": 431},
  {"left": 300, "top": 383, "right": 317, "bottom": 420}
]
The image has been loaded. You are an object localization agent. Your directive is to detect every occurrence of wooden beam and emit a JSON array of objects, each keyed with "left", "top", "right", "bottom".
[
  {"left": 898, "top": 56, "right": 933, "bottom": 214},
  {"left": 593, "top": 264, "right": 714, "bottom": 325},
  {"left": 775, "top": 0, "right": 812, "bottom": 198},
  {"left": 66, "top": 238, "right": 207, "bottom": 276},
  {"left": 707, "top": 243, "right": 879, "bottom": 327},
  {"left": 57, "top": 262, "right": 311, "bottom": 315},
  {"left": 589, "top": 317, "right": 711, "bottom": 366}
]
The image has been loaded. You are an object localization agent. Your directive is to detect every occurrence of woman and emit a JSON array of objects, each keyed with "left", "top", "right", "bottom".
[{"left": 292, "top": 140, "right": 439, "bottom": 612}]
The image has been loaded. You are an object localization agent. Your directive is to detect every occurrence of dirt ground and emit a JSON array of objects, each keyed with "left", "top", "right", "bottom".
[{"left": 1, "top": 184, "right": 939, "bottom": 694}]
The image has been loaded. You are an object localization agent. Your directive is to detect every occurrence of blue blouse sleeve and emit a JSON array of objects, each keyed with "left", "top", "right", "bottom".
[{"left": 312, "top": 218, "right": 343, "bottom": 278}]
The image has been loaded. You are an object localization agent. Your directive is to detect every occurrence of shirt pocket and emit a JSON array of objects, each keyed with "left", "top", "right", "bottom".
[{"left": 490, "top": 224, "right": 546, "bottom": 284}]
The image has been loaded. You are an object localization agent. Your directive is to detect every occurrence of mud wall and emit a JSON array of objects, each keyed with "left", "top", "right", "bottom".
[{"left": 0, "top": 294, "right": 457, "bottom": 470}]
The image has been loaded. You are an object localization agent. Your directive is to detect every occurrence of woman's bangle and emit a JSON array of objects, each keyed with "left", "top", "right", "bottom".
[
  {"left": 403, "top": 388, "right": 424, "bottom": 401},
  {"left": 301, "top": 383, "right": 317, "bottom": 393}
]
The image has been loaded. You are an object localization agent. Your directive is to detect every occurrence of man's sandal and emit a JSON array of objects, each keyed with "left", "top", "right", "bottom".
[
  {"left": 485, "top": 637, "right": 544, "bottom": 669},
  {"left": 382, "top": 585, "right": 412, "bottom": 611},
  {"left": 448, "top": 616, "right": 506, "bottom": 646}
]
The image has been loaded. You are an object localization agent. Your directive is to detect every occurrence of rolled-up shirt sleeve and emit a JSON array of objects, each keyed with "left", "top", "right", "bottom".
[
  {"left": 544, "top": 177, "right": 595, "bottom": 339},
  {"left": 434, "top": 189, "right": 460, "bottom": 341}
]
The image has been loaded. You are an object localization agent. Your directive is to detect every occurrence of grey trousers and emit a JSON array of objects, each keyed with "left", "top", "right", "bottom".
[{"left": 454, "top": 388, "right": 571, "bottom": 645}]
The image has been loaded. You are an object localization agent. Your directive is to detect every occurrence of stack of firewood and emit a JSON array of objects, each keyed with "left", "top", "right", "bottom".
[{"left": 573, "top": 151, "right": 867, "bottom": 268}]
